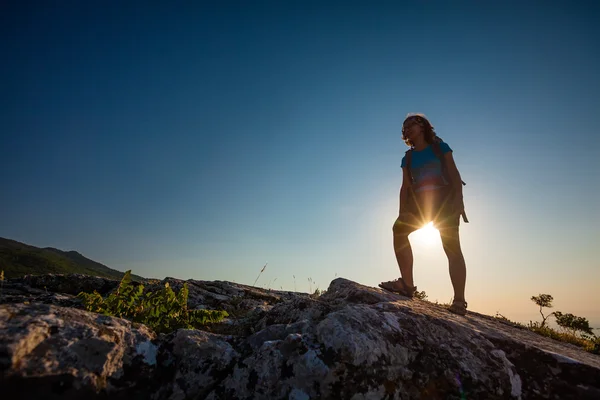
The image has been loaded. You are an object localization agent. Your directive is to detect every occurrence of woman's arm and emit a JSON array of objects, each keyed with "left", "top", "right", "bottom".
[
  {"left": 399, "top": 167, "right": 413, "bottom": 214},
  {"left": 443, "top": 152, "right": 463, "bottom": 195},
  {"left": 443, "top": 152, "right": 464, "bottom": 213}
]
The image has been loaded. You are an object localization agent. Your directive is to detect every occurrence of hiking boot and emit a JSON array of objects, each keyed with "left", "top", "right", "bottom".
[
  {"left": 378, "top": 278, "right": 417, "bottom": 298},
  {"left": 448, "top": 300, "right": 468, "bottom": 316}
]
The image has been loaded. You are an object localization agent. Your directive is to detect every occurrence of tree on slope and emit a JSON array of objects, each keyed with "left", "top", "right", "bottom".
[{"left": 531, "top": 294, "right": 555, "bottom": 328}]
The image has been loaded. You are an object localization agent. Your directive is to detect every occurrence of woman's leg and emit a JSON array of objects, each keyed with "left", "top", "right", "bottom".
[
  {"left": 392, "top": 213, "right": 419, "bottom": 287},
  {"left": 439, "top": 227, "right": 466, "bottom": 303}
]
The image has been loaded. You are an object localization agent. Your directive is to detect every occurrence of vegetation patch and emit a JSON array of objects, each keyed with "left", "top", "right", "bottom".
[
  {"left": 78, "top": 270, "right": 228, "bottom": 334},
  {"left": 524, "top": 294, "right": 598, "bottom": 354}
]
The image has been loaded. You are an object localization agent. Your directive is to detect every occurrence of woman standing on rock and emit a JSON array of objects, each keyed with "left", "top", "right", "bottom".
[{"left": 379, "top": 114, "right": 468, "bottom": 315}]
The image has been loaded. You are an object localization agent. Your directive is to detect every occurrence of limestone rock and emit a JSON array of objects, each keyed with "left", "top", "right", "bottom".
[
  {"left": 1, "top": 275, "right": 599, "bottom": 399},
  {"left": 0, "top": 280, "right": 82, "bottom": 308},
  {"left": 153, "top": 329, "right": 239, "bottom": 400},
  {"left": 21, "top": 273, "right": 121, "bottom": 296},
  {"left": 0, "top": 303, "right": 157, "bottom": 399}
]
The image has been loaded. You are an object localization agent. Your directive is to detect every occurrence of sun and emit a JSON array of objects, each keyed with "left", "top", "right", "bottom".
[{"left": 411, "top": 222, "right": 440, "bottom": 246}]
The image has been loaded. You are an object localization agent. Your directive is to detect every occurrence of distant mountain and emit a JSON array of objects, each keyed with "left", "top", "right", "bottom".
[{"left": 0, "top": 237, "right": 143, "bottom": 280}]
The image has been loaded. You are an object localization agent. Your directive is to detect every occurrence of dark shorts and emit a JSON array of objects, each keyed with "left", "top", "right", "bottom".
[{"left": 393, "top": 187, "right": 460, "bottom": 235}]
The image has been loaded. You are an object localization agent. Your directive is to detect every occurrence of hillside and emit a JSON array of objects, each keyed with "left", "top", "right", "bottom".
[{"left": 0, "top": 237, "right": 143, "bottom": 280}]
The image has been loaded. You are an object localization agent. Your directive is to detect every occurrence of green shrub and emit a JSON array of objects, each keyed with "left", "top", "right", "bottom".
[
  {"left": 583, "top": 335, "right": 600, "bottom": 354},
  {"left": 78, "top": 270, "right": 228, "bottom": 333},
  {"left": 553, "top": 311, "right": 594, "bottom": 336}
]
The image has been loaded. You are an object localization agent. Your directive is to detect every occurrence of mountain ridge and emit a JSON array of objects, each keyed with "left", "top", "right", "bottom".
[{"left": 0, "top": 237, "right": 143, "bottom": 280}]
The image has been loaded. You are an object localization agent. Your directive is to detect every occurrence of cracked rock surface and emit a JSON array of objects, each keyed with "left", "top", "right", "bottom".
[{"left": 1, "top": 275, "right": 599, "bottom": 399}]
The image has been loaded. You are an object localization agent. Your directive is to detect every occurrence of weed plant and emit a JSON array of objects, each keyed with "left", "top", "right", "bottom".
[{"left": 78, "top": 270, "right": 228, "bottom": 334}]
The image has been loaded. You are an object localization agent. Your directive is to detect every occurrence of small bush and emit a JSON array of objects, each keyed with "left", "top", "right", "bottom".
[
  {"left": 583, "top": 335, "right": 600, "bottom": 354},
  {"left": 554, "top": 311, "right": 594, "bottom": 336},
  {"left": 78, "top": 270, "right": 228, "bottom": 334},
  {"left": 413, "top": 290, "right": 428, "bottom": 301}
]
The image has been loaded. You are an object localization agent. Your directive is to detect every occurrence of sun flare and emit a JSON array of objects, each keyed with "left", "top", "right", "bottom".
[{"left": 412, "top": 222, "right": 440, "bottom": 245}]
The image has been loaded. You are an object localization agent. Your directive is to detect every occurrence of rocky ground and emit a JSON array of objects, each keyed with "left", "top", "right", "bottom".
[{"left": 1, "top": 274, "right": 599, "bottom": 399}]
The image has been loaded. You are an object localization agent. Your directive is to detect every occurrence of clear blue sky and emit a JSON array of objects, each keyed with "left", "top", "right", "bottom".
[{"left": 1, "top": 1, "right": 599, "bottom": 327}]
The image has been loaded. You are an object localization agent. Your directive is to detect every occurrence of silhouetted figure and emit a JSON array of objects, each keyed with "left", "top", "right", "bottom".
[{"left": 379, "top": 114, "right": 468, "bottom": 315}]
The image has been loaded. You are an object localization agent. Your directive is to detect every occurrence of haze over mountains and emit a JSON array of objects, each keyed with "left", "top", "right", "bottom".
[{"left": 0, "top": 237, "right": 142, "bottom": 280}]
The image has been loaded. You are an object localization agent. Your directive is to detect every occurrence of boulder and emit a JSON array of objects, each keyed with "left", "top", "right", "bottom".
[{"left": 0, "top": 303, "right": 157, "bottom": 400}]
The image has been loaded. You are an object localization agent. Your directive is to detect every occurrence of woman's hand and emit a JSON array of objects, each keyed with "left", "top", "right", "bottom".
[{"left": 453, "top": 195, "right": 465, "bottom": 216}]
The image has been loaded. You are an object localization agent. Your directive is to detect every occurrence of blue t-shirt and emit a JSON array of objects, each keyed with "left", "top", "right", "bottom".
[{"left": 401, "top": 142, "right": 452, "bottom": 192}]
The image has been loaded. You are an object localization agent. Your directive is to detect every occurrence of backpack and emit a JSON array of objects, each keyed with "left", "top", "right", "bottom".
[{"left": 404, "top": 138, "right": 469, "bottom": 223}]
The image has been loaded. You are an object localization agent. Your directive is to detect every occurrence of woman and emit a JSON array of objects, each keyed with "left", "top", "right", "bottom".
[{"left": 379, "top": 114, "right": 468, "bottom": 315}]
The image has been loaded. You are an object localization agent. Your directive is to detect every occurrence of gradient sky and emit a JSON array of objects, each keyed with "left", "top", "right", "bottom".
[{"left": 1, "top": 1, "right": 599, "bottom": 328}]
